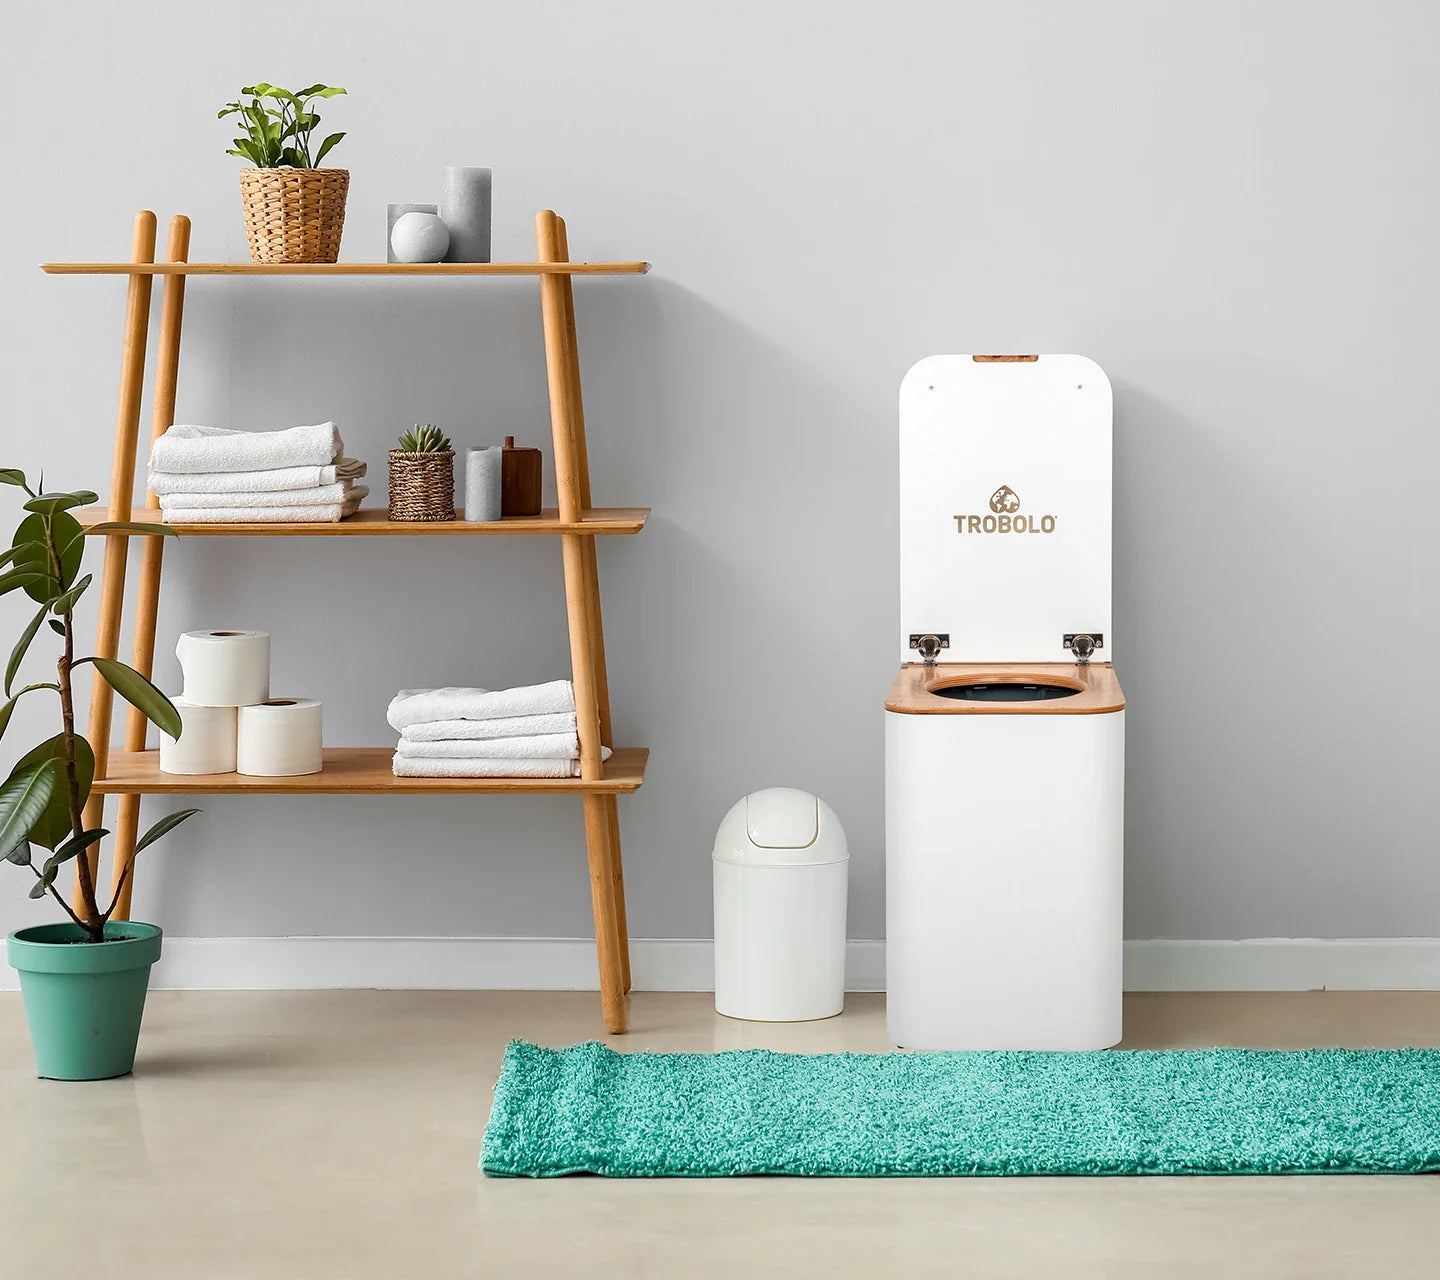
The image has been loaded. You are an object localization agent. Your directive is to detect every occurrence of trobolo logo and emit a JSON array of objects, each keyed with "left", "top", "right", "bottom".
[{"left": 953, "top": 485, "right": 1057, "bottom": 535}]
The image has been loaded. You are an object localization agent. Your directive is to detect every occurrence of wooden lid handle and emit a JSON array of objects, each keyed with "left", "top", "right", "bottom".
[{"left": 504, "top": 435, "right": 515, "bottom": 448}]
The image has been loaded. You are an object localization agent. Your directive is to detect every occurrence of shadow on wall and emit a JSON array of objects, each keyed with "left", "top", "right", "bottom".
[
  {"left": 135, "top": 273, "right": 897, "bottom": 942},
  {"left": 1114, "top": 372, "right": 1436, "bottom": 939}
]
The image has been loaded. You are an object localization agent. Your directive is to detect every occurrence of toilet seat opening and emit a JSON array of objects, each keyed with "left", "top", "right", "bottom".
[{"left": 927, "top": 676, "right": 1084, "bottom": 704}]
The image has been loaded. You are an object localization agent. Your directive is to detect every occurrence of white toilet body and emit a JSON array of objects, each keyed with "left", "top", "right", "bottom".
[{"left": 886, "top": 355, "right": 1125, "bottom": 1051}]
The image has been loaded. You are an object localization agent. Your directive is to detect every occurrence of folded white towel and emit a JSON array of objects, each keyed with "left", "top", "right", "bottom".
[
  {"left": 162, "top": 488, "right": 366, "bottom": 523},
  {"left": 400, "top": 712, "right": 577, "bottom": 742},
  {"left": 387, "top": 681, "right": 576, "bottom": 731},
  {"left": 150, "top": 422, "right": 343, "bottom": 474},
  {"left": 148, "top": 459, "right": 366, "bottom": 495},
  {"left": 160, "top": 481, "right": 364, "bottom": 509},
  {"left": 396, "top": 732, "right": 580, "bottom": 760},
  {"left": 391, "top": 746, "right": 612, "bottom": 779}
]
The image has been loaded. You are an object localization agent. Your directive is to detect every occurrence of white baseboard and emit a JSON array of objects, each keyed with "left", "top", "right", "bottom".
[
  {"left": 4, "top": 936, "right": 1439, "bottom": 993},
  {"left": 1122, "top": 937, "right": 1440, "bottom": 991}
]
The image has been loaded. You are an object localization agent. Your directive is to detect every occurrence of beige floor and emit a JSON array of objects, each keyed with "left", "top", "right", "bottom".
[{"left": 2, "top": 990, "right": 1438, "bottom": 1278}]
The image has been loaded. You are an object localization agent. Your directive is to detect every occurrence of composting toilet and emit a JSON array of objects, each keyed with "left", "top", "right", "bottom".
[{"left": 885, "top": 354, "right": 1125, "bottom": 1051}]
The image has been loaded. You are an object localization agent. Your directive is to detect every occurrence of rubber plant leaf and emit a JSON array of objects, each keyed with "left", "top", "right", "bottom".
[
  {"left": 22, "top": 491, "right": 97, "bottom": 515},
  {"left": 93, "top": 658, "right": 182, "bottom": 740},
  {"left": 49, "top": 572, "right": 92, "bottom": 617},
  {"left": 135, "top": 808, "right": 200, "bottom": 855},
  {"left": 12, "top": 510, "right": 83, "bottom": 603},
  {"left": 0, "top": 761, "right": 59, "bottom": 857},
  {"left": 5, "top": 603, "right": 49, "bottom": 696},
  {"left": 12, "top": 735, "right": 93, "bottom": 850},
  {"left": 44, "top": 827, "right": 108, "bottom": 874}
]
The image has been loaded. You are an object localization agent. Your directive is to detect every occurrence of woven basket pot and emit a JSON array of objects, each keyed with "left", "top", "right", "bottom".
[
  {"left": 239, "top": 168, "right": 350, "bottom": 264},
  {"left": 388, "top": 450, "right": 456, "bottom": 521}
]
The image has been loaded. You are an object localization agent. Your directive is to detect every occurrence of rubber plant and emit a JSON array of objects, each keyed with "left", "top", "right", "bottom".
[
  {"left": 218, "top": 83, "right": 347, "bottom": 168},
  {"left": 0, "top": 468, "right": 198, "bottom": 934}
]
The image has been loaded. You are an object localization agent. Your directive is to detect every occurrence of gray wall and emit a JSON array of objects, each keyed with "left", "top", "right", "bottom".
[{"left": 2, "top": 0, "right": 1437, "bottom": 945}]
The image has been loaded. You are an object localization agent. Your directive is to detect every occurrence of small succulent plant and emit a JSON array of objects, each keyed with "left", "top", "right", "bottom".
[{"left": 396, "top": 424, "right": 452, "bottom": 453}]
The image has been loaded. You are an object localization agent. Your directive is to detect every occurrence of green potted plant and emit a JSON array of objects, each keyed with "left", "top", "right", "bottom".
[
  {"left": 388, "top": 424, "right": 456, "bottom": 522},
  {"left": 219, "top": 82, "right": 349, "bottom": 264},
  {"left": 1, "top": 469, "right": 197, "bottom": 1080}
]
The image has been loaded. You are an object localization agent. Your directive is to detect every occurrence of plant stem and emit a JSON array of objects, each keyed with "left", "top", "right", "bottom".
[
  {"left": 46, "top": 521, "right": 102, "bottom": 938},
  {"left": 29, "top": 864, "right": 87, "bottom": 930}
]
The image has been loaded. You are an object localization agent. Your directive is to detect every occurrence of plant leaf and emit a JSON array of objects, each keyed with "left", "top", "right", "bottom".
[
  {"left": 3, "top": 831, "right": 30, "bottom": 865},
  {"left": 0, "top": 684, "right": 54, "bottom": 743},
  {"left": 47, "top": 619, "right": 65, "bottom": 636},
  {"left": 23, "top": 492, "right": 95, "bottom": 515},
  {"left": 45, "top": 827, "right": 108, "bottom": 873},
  {"left": 93, "top": 658, "right": 182, "bottom": 739},
  {"left": 13, "top": 510, "right": 83, "bottom": 602},
  {"left": 0, "top": 762, "right": 59, "bottom": 857},
  {"left": 71, "top": 522, "right": 177, "bottom": 556},
  {"left": 29, "top": 877, "right": 50, "bottom": 898},
  {"left": 12, "top": 735, "right": 92, "bottom": 850},
  {"left": 49, "top": 572, "right": 92, "bottom": 617},
  {"left": 6, "top": 603, "right": 49, "bottom": 696},
  {"left": 0, "top": 469, "right": 27, "bottom": 488},
  {"left": 0, "top": 544, "right": 35, "bottom": 569},
  {"left": 135, "top": 807, "right": 200, "bottom": 855},
  {"left": 310, "top": 86, "right": 347, "bottom": 98},
  {"left": 314, "top": 132, "right": 345, "bottom": 165},
  {"left": 0, "top": 569, "right": 55, "bottom": 600}
]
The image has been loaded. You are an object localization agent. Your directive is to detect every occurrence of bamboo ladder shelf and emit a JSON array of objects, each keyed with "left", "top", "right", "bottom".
[{"left": 42, "top": 209, "right": 649, "bottom": 1033}]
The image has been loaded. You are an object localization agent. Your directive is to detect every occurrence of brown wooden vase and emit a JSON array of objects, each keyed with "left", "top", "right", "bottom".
[{"left": 501, "top": 436, "right": 542, "bottom": 516}]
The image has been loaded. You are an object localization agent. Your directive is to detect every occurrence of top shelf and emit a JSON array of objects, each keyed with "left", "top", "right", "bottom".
[{"left": 40, "top": 261, "right": 649, "bottom": 277}]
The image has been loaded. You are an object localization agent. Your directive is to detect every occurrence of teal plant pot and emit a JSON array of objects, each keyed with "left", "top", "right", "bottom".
[{"left": 7, "top": 922, "right": 162, "bottom": 1080}]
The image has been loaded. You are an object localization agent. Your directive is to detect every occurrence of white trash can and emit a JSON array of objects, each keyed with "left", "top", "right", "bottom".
[{"left": 712, "top": 788, "right": 849, "bottom": 1021}]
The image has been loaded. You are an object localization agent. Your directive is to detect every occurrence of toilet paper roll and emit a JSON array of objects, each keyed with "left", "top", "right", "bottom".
[
  {"left": 236, "top": 698, "right": 323, "bottom": 776},
  {"left": 464, "top": 446, "right": 503, "bottom": 522},
  {"left": 158, "top": 697, "right": 238, "bottom": 775},
  {"left": 176, "top": 630, "right": 270, "bottom": 707}
]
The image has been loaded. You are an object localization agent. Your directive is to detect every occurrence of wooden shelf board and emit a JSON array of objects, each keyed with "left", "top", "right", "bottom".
[
  {"left": 76, "top": 506, "right": 650, "bottom": 536},
  {"left": 42, "top": 261, "right": 649, "bottom": 277},
  {"left": 93, "top": 747, "right": 649, "bottom": 795}
]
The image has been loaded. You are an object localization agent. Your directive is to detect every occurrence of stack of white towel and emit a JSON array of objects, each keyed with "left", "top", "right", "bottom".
[
  {"left": 149, "top": 422, "right": 368, "bottom": 523},
  {"left": 387, "top": 681, "right": 611, "bottom": 778}
]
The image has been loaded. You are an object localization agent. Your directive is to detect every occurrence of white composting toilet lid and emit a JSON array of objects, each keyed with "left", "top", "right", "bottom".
[{"left": 899, "top": 355, "right": 1113, "bottom": 664}]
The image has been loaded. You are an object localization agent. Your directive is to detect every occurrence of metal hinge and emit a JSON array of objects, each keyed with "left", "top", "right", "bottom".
[
  {"left": 1063, "top": 633, "right": 1104, "bottom": 665},
  {"left": 909, "top": 633, "right": 950, "bottom": 665}
]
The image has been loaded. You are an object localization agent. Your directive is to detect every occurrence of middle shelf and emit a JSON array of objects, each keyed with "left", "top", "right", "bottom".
[
  {"left": 93, "top": 747, "right": 650, "bottom": 795},
  {"left": 77, "top": 506, "right": 650, "bottom": 537}
]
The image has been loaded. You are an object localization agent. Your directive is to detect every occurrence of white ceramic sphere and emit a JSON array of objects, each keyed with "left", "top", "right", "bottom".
[{"left": 390, "top": 212, "right": 451, "bottom": 263}]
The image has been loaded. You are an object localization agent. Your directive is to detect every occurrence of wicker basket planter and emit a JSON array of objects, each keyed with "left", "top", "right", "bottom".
[
  {"left": 388, "top": 450, "right": 456, "bottom": 521},
  {"left": 239, "top": 168, "right": 350, "bottom": 264}
]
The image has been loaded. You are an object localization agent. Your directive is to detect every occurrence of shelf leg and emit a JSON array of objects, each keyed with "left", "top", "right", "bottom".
[
  {"left": 554, "top": 215, "right": 630, "bottom": 994},
  {"left": 76, "top": 211, "right": 157, "bottom": 913},
  {"left": 604, "top": 797, "right": 632, "bottom": 993},
  {"left": 584, "top": 794, "right": 628, "bottom": 1033},
  {"left": 555, "top": 217, "right": 614, "bottom": 747},
  {"left": 538, "top": 209, "right": 630, "bottom": 1031},
  {"left": 109, "top": 215, "right": 191, "bottom": 921}
]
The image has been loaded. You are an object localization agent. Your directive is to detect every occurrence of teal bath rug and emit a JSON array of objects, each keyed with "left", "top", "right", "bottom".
[{"left": 481, "top": 1040, "right": 1440, "bottom": 1177}]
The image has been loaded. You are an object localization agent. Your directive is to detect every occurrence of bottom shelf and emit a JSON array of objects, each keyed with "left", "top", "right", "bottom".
[{"left": 92, "top": 747, "right": 649, "bottom": 795}]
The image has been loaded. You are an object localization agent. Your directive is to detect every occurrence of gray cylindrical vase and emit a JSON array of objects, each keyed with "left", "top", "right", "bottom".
[
  {"left": 465, "top": 447, "right": 503, "bottom": 522},
  {"left": 440, "top": 168, "right": 492, "bottom": 264},
  {"left": 387, "top": 203, "right": 438, "bottom": 263}
]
